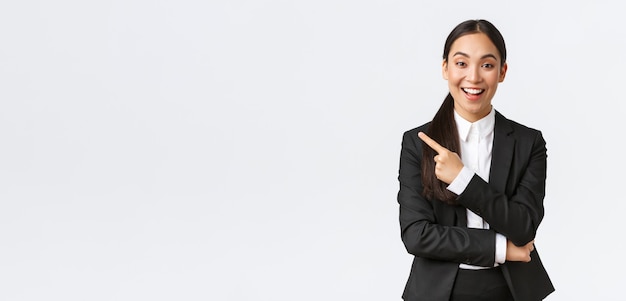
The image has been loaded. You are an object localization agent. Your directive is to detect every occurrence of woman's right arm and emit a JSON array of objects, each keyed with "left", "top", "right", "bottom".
[{"left": 398, "top": 129, "right": 498, "bottom": 267}]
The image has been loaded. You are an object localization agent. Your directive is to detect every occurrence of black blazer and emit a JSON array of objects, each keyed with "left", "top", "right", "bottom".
[{"left": 398, "top": 111, "right": 554, "bottom": 301}]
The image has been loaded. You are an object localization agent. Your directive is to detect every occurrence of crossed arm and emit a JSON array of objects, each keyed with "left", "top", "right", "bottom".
[
  {"left": 417, "top": 131, "right": 535, "bottom": 262},
  {"left": 398, "top": 129, "right": 545, "bottom": 266}
]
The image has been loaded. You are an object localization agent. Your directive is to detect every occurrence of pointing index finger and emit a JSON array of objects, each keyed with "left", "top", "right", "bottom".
[{"left": 418, "top": 132, "right": 447, "bottom": 154}]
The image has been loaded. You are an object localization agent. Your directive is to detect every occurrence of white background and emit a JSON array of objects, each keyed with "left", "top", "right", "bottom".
[{"left": 0, "top": 1, "right": 623, "bottom": 300}]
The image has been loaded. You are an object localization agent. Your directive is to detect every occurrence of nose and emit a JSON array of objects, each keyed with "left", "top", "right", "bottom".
[{"left": 466, "top": 66, "right": 481, "bottom": 83}]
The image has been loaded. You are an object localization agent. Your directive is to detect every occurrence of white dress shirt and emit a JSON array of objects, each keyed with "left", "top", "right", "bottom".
[{"left": 447, "top": 107, "right": 506, "bottom": 269}]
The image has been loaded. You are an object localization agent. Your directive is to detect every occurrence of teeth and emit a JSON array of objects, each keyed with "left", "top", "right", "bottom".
[{"left": 463, "top": 88, "right": 483, "bottom": 95}]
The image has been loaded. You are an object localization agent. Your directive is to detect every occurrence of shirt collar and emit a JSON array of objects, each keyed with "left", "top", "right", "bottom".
[{"left": 454, "top": 107, "right": 496, "bottom": 142}]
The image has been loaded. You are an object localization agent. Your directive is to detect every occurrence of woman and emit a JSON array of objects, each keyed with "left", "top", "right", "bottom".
[{"left": 397, "top": 19, "right": 554, "bottom": 301}]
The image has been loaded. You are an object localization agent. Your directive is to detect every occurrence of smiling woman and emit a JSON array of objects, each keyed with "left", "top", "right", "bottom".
[
  {"left": 397, "top": 19, "right": 554, "bottom": 301},
  {"left": 443, "top": 33, "right": 507, "bottom": 123}
]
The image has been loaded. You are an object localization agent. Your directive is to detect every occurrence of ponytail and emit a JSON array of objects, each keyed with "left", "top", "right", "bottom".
[{"left": 421, "top": 93, "right": 460, "bottom": 205}]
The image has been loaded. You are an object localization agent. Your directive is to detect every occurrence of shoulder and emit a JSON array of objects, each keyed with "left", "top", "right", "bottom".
[
  {"left": 402, "top": 122, "right": 431, "bottom": 138},
  {"left": 399, "top": 122, "right": 431, "bottom": 153},
  {"left": 495, "top": 111, "right": 543, "bottom": 137},
  {"left": 495, "top": 111, "right": 546, "bottom": 147}
]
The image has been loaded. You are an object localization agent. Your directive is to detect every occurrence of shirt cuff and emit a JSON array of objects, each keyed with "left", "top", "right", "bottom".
[
  {"left": 446, "top": 166, "right": 474, "bottom": 195},
  {"left": 495, "top": 233, "right": 507, "bottom": 265}
]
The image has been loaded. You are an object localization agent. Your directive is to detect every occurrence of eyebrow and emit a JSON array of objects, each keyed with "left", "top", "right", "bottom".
[{"left": 452, "top": 51, "right": 498, "bottom": 61}]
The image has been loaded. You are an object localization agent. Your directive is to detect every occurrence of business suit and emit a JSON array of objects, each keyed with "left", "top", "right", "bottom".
[{"left": 398, "top": 111, "right": 554, "bottom": 301}]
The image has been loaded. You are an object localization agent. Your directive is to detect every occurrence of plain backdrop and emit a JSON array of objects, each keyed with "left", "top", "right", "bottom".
[{"left": 1, "top": 1, "right": 624, "bottom": 300}]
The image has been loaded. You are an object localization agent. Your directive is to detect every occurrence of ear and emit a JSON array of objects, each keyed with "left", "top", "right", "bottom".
[
  {"left": 442, "top": 60, "right": 449, "bottom": 80},
  {"left": 498, "top": 62, "right": 508, "bottom": 82}
]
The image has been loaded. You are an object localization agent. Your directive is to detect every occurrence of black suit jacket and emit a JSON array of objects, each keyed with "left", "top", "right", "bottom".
[{"left": 398, "top": 111, "right": 554, "bottom": 301}]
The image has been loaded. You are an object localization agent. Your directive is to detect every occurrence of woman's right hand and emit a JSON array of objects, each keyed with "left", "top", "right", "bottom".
[{"left": 506, "top": 240, "right": 534, "bottom": 262}]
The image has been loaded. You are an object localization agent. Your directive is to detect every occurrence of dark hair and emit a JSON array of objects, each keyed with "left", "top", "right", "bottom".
[{"left": 422, "top": 19, "right": 507, "bottom": 204}]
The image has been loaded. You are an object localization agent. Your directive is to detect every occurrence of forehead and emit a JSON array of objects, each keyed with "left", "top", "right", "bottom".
[{"left": 449, "top": 33, "right": 500, "bottom": 60}]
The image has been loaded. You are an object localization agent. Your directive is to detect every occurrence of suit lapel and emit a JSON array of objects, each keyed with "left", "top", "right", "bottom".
[
  {"left": 452, "top": 111, "right": 515, "bottom": 226},
  {"left": 489, "top": 111, "right": 515, "bottom": 193}
]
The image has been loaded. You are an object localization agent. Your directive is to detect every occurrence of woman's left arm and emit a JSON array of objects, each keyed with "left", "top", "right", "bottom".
[{"left": 458, "top": 130, "right": 547, "bottom": 246}]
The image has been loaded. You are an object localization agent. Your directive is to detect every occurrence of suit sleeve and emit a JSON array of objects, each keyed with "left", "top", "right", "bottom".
[
  {"left": 456, "top": 130, "right": 547, "bottom": 246},
  {"left": 398, "top": 129, "right": 497, "bottom": 267}
]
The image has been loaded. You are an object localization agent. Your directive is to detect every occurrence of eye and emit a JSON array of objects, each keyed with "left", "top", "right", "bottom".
[
  {"left": 455, "top": 61, "right": 466, "bottom": 67},
  {"left": 482, "top": 63, "right": 494, "bottom": 69}
]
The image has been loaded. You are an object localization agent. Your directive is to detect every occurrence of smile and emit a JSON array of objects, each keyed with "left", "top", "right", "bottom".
[{"left": 462, "top": 88, "right": 484, "bottom": 95}]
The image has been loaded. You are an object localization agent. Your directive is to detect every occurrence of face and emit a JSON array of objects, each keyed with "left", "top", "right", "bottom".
[{"left": 443, "top": 33, "right": 507, "bottom": 122}]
